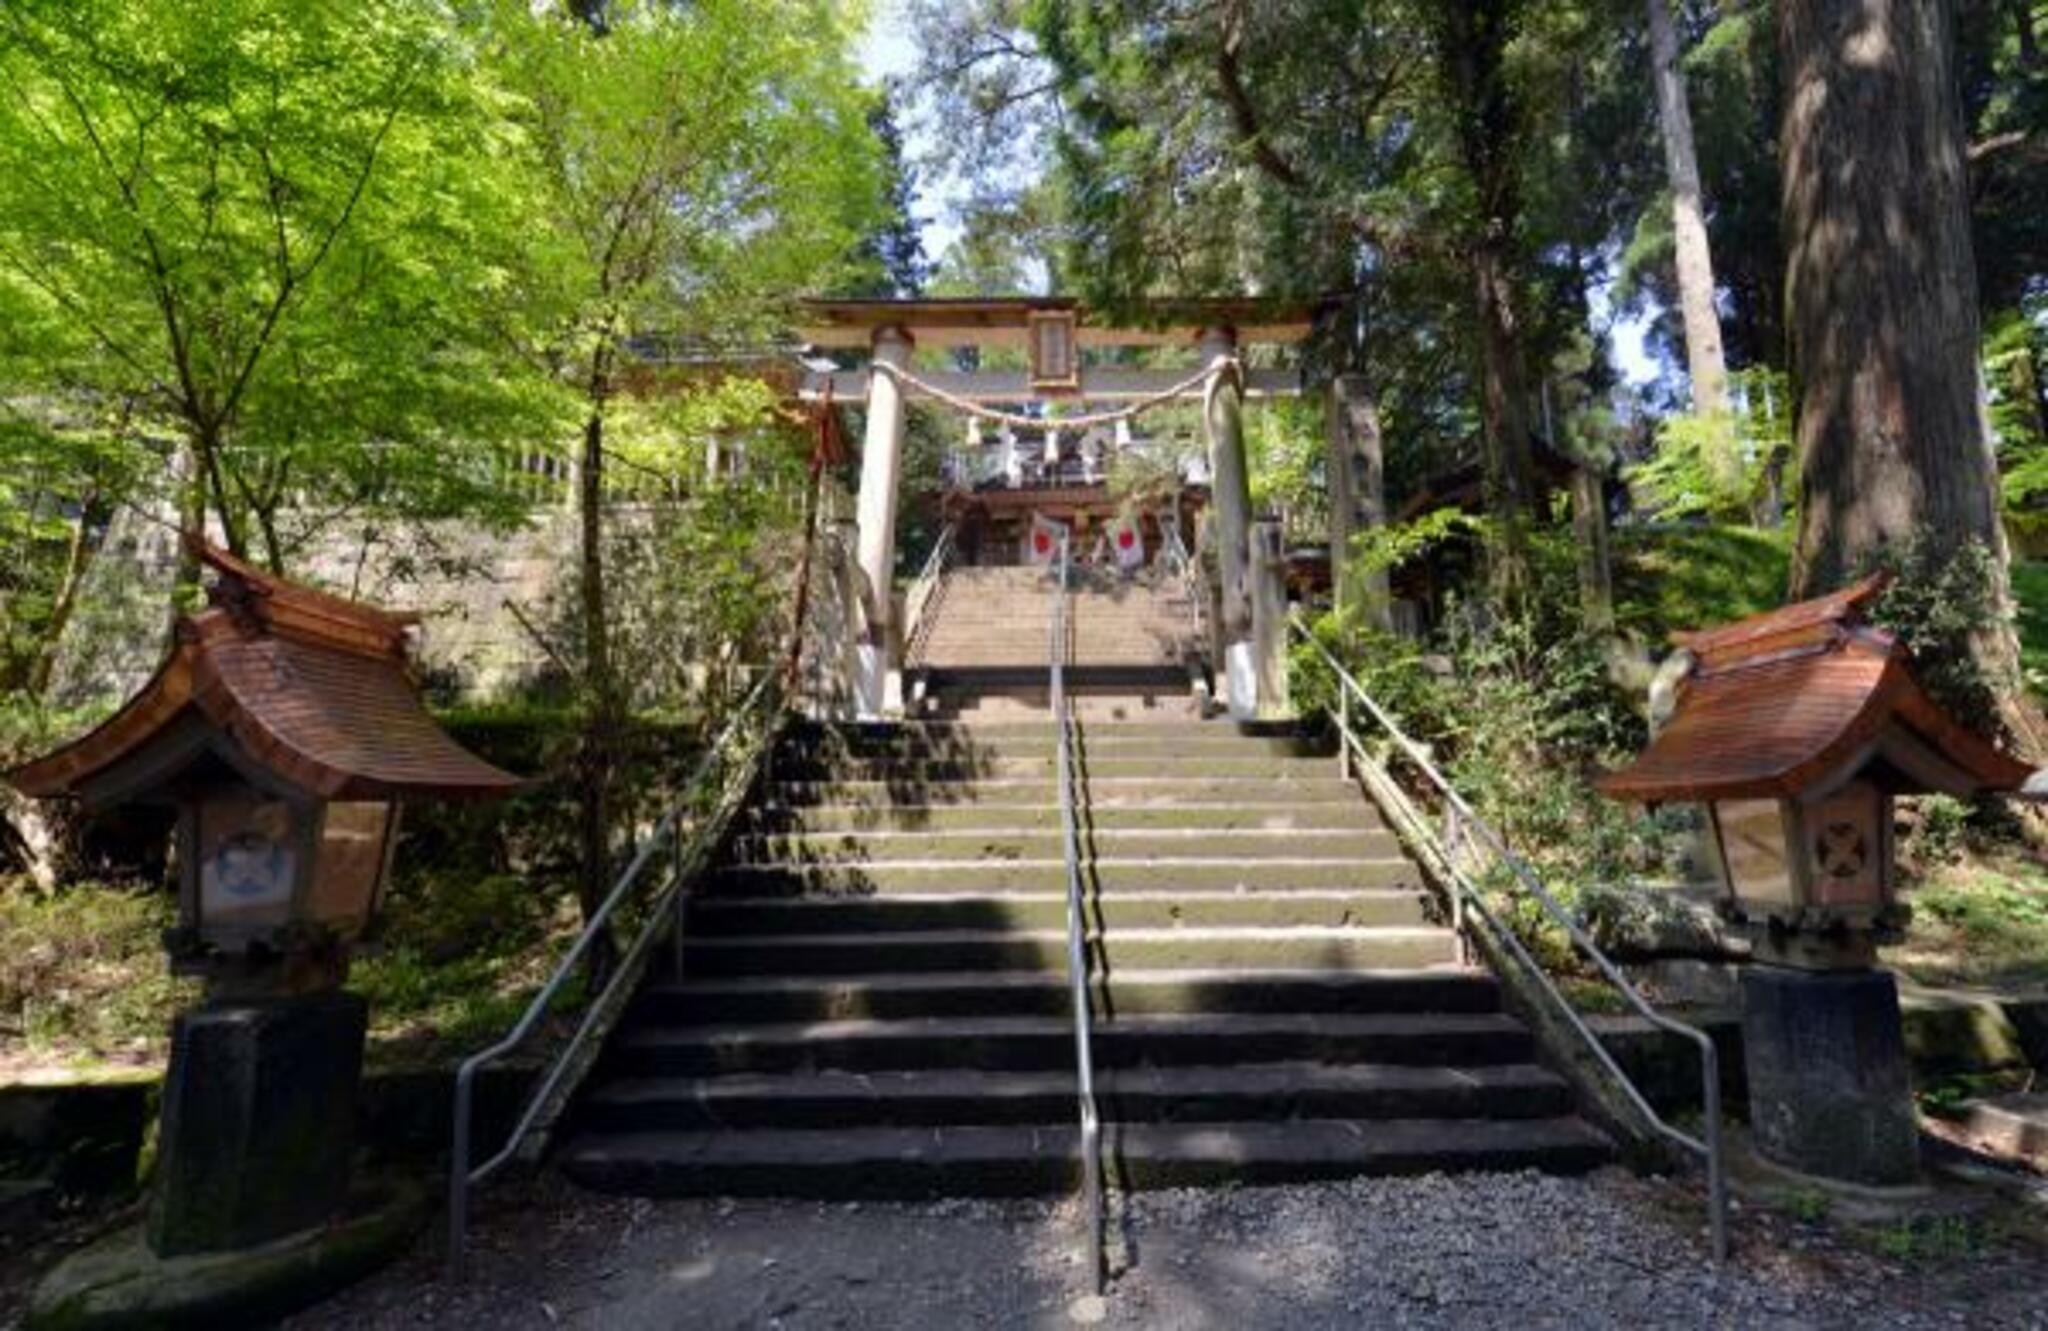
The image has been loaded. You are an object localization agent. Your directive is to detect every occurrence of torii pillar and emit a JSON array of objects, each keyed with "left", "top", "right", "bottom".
[
  {"left": 1200, "top": 326, "right": 1260, "bottom": 717},
  {"left": 1326, "top": 373, "right": 1393, "bottom": 632},
  {"left": 853, "top": 326, "right": 913, "bottom": 718}
]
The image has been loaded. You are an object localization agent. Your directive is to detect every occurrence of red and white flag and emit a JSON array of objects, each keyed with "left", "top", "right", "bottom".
[
  {"left": 1107, "top": 511, "right": 1146, "bottom": 571},
  {"left": 1026, "top": 512, "right": 1068, "bottom": 565}
]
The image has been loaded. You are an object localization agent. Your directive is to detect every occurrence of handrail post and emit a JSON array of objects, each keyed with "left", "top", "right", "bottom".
[
  {"left": 448, "top": 1068, "right": 473, "bottom": 1271},
  {"left": 1442, "top": 802, "right": 1468, "bottom": 962},
  {"left": 670, "top": 827, "right": 688, "bottom": 981},
  {"left": 1702, "top": 1039, "right": 1728, "bottom": 1262},
  {"left": 1337, "top": 682, "right": 1351, "bottom": 780}
]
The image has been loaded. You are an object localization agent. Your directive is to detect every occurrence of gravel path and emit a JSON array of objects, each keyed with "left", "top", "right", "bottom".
[{"left": 283, "top": 1168, "right": 2048, "bottom": 1330}]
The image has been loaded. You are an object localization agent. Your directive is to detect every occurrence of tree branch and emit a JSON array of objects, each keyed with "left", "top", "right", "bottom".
[{"left": 1214, "top": 0, "right": 1304, "bottom": 191}]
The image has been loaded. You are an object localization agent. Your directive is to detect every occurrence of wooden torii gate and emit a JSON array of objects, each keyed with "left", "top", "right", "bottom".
[{"left": 795, "top": 296, "right": 1387, "bottom": 719}]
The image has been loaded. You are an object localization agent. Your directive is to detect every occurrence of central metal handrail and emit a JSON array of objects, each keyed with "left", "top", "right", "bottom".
[
  {"left": 1290, "top": 614, "right": 1728, "bottom": 1263},
  {"left": 1052, "top": 533, "right": 1106, "bottom": 1293},
  {"left": 447, "top": 671, "right": 784, "bottom": 1266}
]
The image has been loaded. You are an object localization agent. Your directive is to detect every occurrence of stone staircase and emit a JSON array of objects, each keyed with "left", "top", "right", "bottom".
[
  {"left": 558, "top": 718, "right": 1611, "bottom": 1197},
  {"left": 910, "top": 565, "right": 1200, "bottom": 698}
]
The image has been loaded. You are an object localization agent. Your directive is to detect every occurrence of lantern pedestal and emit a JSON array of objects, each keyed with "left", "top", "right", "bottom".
[
  {"left": 26, "top": 1178, "right": 422, "bottom": 1331},
  {"left": 1741, "top": 964, "right": 1920, "bottom": 1188},
  {"left": 149, "top": 990, "right": 367, "bottom": 1256}
]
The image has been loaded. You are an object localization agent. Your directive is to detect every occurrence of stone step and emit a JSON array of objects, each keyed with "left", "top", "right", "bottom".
[
  {"left": 682, "top": 926, "right": 1459, "bottom": 977},
  {"left": 728, "top": 827, "right": 1396, "bottom": 863},
  {"left": 763, "top": 777, "right": 1366, "bottom": 808},
  {"left": 744, "top": 801, "right": 1384, "bottom": 833},
  {"left": 559, "top": 1116, "right": 1611, "bottom": 1199},
  {"left": 924, "top": 693, "right": 1203, "bottom": 724},
  {"left": 776, "top": 756, "right": 1341, "bottom": 782},
  {"left": 779, "top": 731, "right": 1329, "bottom": 759},
  {"left": 712, "top": 857, "right": 1423, "bottom": 894},
  {"left": 792, "top": 719, "right": 1257, "bottom": 740},
  {"left": 639, "top": 968, "right": 1501, "bottom": 1025},
  {"left": 689, "top": 889, "right": 1432, "bottom": 934},
  {"left": 577, "top": 1061, "right": 1575, "bottom": 1134},
  {"left": 606, "top": 1011, "right": 1528, "bottom": 1077},
  {"left": 922, "top": 665, "right": 1193, "bottom": 692}
]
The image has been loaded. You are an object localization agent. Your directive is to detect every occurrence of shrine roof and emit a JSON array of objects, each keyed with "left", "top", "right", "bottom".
[
  {"left": 9, "top": 543, "right": 523, "bottom": 805},
  {"left": 1596, "top": 574, "right": 2032, "bottom": 803},
  {"left": 796, "top": 296, "right": 1328, "bottom": 350}
]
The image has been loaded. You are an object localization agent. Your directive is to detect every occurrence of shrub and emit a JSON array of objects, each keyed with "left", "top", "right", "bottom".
[
  {"left": 0, "top": 881, "right": 190, "bottom": 1063},
  {"left": 1865, "top": 536, "right": 2011, "bottom": 740}
]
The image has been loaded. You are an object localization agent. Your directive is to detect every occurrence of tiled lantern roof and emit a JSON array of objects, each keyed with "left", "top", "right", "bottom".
[
  {"left": 1597, "top": 573, "right": 2034, "bottom": 804},
  {"left": 9, "top": 542, "right": 524, "bottom": 805}
]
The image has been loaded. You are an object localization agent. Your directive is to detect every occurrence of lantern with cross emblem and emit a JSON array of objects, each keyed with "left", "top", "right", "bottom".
[
  {"left": 1599, "top": 575, "right": 2042, "bottom": 1186},
  {"left": 1600, "top": 573, "right": 2038, "bottom": 968}
]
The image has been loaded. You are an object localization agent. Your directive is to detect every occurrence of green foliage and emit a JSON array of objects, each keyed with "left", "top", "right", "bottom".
[
  {"left": 1246, "top": 399, "right": 1327, "bottom": 543},
  {"left": 1783, "top": 1190, "right": 1832, "bottom": 1225},
  {"left": 2011, "top": 561, "right": 2048, "bottom": 695},
  {"left": 0, "top": 0, "right": 555, "bottom": 565},
  {"left": 1346, "top": 509, "right": 1487, "bottom": 580},
  {"left": 350, "top": 865, "right": 584, "bottom": 1063},
  {"left": 1905, "top": 795, "right": 1972, "bottom": 868},
  {"left": 1987, "top": 303, "right": 2048, "bottom": 545},
  {"left": 0, "top": 883, "right": 190, "bottom": 1064},
  {"left": 1901, "top": 858, "right": 2048, "bottom": 989},
  {"left": 1869, "top": 1216, "right": 1980, "bottom": 1264},
  {"left": 1295, "top": 534, "right": 1676, "bottom": 936},
  {"left": 1612, "top": 523, "right": 1791, "bottom": 640},
  {"left": 1864, "top": 537, "right": 2011, "bottom": 737},
  {"left": 492, "top": 0, "right": 885, "bottom": 355},
  {"left": 1917, "top": 872, "right": 2048, "bottom": 935},
  {"left": 1631, "top": 411, "right": 1748, "bottom": 520}
]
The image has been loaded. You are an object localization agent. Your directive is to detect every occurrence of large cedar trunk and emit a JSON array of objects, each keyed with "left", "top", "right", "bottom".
[
  {"left": 1442, "top": 0, "right": 1539, "bottom": 600},
  {"left": 1780, "top": 0, "right": 2043, "bottom": 752},
  {"left": 1470, "top": 237, "right": 1538, "bottom": 599}
]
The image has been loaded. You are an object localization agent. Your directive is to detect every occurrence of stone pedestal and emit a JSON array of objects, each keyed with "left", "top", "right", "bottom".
[
  {"left": 148, "top": 991, "right": 367, "bottom": 1256},
  {"left": 1741, "top": 965, "right": 1919, "bottom": 1188}
]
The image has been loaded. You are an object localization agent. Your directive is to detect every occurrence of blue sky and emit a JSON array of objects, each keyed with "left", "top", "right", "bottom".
[{"left": 855, "top": 2, "right": 1664, "bottom": 390}]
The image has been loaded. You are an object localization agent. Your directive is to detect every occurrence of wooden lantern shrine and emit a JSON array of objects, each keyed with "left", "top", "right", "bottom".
[
  {"left": 7, "top": 543, "right": 524, "bottom": 1312},
  {"left": 1597, "top": 574, "right": 2035, "bottom": 969},
  {"left": 10, "top": 544, "right": 522, "bottom": 987}
]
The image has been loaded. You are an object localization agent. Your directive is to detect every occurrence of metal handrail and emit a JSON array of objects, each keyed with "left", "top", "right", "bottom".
[
  {"left": 1053, "top": 532, "right": 1106, "bottom": 1293},
  {"left": 447, "top": 671, "right": 783, "bottom": 1266},
  {"left": 1290, "top": 614, "right": 1728, "bottom": 1263},
  {"left": 902, "top": 523, "right": 957, "bottom": 670}
]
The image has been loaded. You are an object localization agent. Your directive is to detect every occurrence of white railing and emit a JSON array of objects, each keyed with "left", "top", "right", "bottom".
[
  {"left": 1160, "top": 520, "right": 1214, "bottom": 679},
  {"left": 902, "top": 523, "right": 957, "bottom": 671},
  {"left": 1291, "top": 614, "right": 1728, "bottom": 1264}
]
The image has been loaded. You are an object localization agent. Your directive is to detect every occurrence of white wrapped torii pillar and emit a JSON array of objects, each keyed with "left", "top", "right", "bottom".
[
  {"left": 797, "top": 297, "right": 1330, "bottom": 720},
  {"left": 852, "top": 325, "right": 912, "bottom": 717}
]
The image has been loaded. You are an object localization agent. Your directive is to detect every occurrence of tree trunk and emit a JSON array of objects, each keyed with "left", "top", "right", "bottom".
[
  {"left": 25, "top": 489, "right": 109, "bottom": 698},
  {"left": 1646, "top": 0, "right": 1732, "bottom": 419},
  {"left": 175, "top": 440, "right": 208, "bottom": 602},
  {"left": 1470, "top": 234, "right": 1538, "bottom": 600},
  {"left": 1780, "top": 0, "right": 2045, "bottom": 753},
  {"left": 1441, "top": 0, "right": 1539, "bottom": 601},
  {"left": 576, "top": 341, "right": 621, "bottom": 984}
]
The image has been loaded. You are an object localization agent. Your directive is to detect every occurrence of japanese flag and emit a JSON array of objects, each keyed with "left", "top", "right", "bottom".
[
  {"left": 1108, "top": 512, "right": 1146, "bottom": 571},
  {"left": 1027, "top": 512, "right": 1068, "bottom": 565}
]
